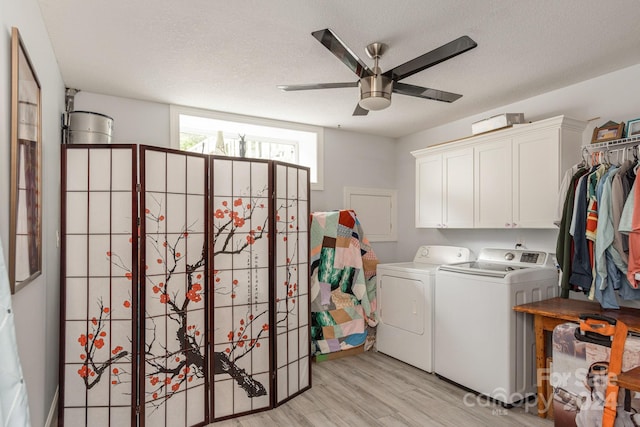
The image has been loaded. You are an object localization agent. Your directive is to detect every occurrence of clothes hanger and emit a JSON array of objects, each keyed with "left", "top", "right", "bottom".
[
  {"left": 579, "top": 146, "right": 589, "bottom": 168},
  {"left": 603, "top": 149, "right": 611, "bottom": 168}
]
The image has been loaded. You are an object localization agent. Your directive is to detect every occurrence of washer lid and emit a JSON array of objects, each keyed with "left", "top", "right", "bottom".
[{"left": 438, "top": 261, "right": 530, "bottom": 278}]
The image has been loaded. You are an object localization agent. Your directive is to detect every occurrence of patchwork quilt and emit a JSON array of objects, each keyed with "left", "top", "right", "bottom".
[{"left": 310, "top": 210, "right": 378, "bottom": 355}]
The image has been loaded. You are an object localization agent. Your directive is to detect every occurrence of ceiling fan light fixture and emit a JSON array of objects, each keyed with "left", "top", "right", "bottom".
[
  {"left": 279, "top": 30, "right": 475, "bottom": 116},
  {"left": 358, "top": 74, "right": 392, "bottom": 111}
]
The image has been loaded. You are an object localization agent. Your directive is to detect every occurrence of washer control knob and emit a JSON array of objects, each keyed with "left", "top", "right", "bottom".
[
  {"left": 421, "top": 247, "right": 429, "bottom": 257},
  {"left": 504, "top": 252, "right": 515, "bottom": 261}
]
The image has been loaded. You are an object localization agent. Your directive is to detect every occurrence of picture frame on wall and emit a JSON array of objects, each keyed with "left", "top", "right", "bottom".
[
  {"left": 626, "top": 118, "right": 640, "bottom": 138},
  {"left": 9, "top": 27, "right": 42, "bottom": 294},
  {"left": 591, "top": 122, "right": 625, "bottom": 143}
]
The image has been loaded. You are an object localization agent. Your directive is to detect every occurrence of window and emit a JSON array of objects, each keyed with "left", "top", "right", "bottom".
[{"left": 170, "top": 105, "right": 323, "bottom": 189}]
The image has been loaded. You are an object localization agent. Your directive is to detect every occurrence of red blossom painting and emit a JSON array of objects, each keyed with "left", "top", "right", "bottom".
[{"left": 75, "top": 300, "right": 130, "bottom": 388}]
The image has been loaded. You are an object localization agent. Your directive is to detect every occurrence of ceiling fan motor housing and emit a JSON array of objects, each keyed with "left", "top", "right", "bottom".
[{"left": 359, "top": 74, "right": 392, "bottom": 110}]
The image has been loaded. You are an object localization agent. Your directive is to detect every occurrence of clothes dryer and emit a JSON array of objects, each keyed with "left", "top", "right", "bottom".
[{"left": 376, "top": 246, "right": 472, "bottom": 372}]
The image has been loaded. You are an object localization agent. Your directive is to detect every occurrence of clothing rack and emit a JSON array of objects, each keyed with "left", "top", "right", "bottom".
[{"left": 581, "top": 135, "right": 640, "bottom": 165}]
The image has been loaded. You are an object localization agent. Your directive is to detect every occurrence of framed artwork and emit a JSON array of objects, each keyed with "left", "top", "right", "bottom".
[
  {"left": 626, "top": 118, "right": 640, "bottom": 138},
  {"left": 591, "top": 122, "right": 625, "bottom": 143},
  {"left": 9, "top": 27, "right": 42, "bottom": 293}
]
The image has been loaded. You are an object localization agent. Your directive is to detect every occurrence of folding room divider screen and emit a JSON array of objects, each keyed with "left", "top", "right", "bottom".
[{"left": 59, "top": 144, "right": 310, "bottom": 427}]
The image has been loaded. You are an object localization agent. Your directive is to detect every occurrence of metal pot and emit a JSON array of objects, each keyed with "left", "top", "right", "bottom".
[{"left": 67, "top": 111, "right": 113, "bottom": 144}]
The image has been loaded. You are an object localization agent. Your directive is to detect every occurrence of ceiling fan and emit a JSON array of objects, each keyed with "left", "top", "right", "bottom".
[{"left": 278, "top": 29, "right": 477, "bottom": 116}]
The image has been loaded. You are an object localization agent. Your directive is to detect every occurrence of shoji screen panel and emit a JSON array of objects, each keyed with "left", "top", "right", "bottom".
[
  {"left": 140, "top": 146, "right": 209, "bottom": 427},
  {"left": 210, "top": 157, "right": 272, "bottom": 420},
  {"left": 273, "top": 162, "right": 311, "bottom": 405},
  {"left": 60, "top": 145, "right": 138, "bottom": 427}
]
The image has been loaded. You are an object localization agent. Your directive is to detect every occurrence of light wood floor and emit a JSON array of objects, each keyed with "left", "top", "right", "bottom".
[{"left": 211, "top": 350, "right": 553, "bottom": 426}]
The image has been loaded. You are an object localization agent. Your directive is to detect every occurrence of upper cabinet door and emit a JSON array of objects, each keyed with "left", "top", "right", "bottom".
[
  {"left": 442, "top": 147, "right": 474, "bottom": 228},
  {"left": 415, "top": 153, "right": 443, "bottom": 228},
  {"left": 512, "top": 128, "right": 560, "bottom": 228},
  {"left": 474, "top": 138, "right": 513, "bottom": 228}
]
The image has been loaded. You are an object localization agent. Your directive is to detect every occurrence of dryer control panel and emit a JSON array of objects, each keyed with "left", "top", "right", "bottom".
[{"left": 413, "top": 245, "right": 472, "bottom": 265}]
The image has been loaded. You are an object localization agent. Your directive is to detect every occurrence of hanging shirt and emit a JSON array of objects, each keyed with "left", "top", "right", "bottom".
[
  {"left": 570, "top": 174, "right": 593, "bottom": 290},
  {"left": 585, "top": 165, "right": 606, "bottom": 296},
  {"left": 610, "top": 160, "right": 634, "bottom": 266},
  {"left": 622, "top": 162, "right": 637, "bottom": 198},
  {"left": 593, "top": 166, "right": 620, "bottom": 308},
  {"left": 556, "top": 163, "right": 582, "bottom": 225},
  {"left": 586, "top": 165, "right": 606, "bottom": 243},
  {"left": 594, "top": 166, "right": 617, "bottom": 290},
  {"left": 570, "top": 167, "right": 597, "bottom": 237},
  {"left": 557, "top": 167, "right": 589, "bottom": 297},
  {"left": 626, "top": 174, "right": 640, "bottom": 288}
]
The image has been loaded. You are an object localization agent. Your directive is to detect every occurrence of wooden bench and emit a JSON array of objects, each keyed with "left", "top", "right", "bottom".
[{"left": 513, "top": 297, "right": 640, "bottom": 418}]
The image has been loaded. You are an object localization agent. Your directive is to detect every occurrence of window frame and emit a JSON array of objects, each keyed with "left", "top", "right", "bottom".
[{"left": 170, "top": 105, "right": 324, "bottom": 190}]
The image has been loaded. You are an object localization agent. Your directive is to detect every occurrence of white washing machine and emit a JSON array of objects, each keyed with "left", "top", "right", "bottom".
[
  {"left": 434, "top": 248, "right": 559, "bottom": 406},
  {"left": 376, "top": 245, "right": 472, "bottom": 372}
]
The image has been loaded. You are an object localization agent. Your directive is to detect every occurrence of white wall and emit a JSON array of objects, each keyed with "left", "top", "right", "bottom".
[
  {"left": 74, "top": 93, "right": 400, "bottom": 262},
  {"left": 76, "top": 63, "right": 640, "bottom": 265},
  {"left": 395, "top": 63, "right": 640, "bottom": 261},
  {"left": 310, "top": 128, "right": 397, "bottom": 262},
  {"left": 74, "top": 92, "right": 171, "bottom": 146},
  {"left": 1, "top": 1, "right": 66, "bottom": 426}
]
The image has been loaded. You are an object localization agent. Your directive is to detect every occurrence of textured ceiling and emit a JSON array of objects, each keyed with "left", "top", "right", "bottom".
[{"left": 38, "top": 0, "right": 640, "bottom": 138}]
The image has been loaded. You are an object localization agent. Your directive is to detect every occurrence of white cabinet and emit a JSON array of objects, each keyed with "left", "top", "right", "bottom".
[
  {"left": 512, "top": 127, "right": 562, "bottom": 228},
  {"left": 442, "top": 148, "right": 474, "bottom": 228},
  {"left": 415, "top": 148, "right": 473, "bottom": 228},
  {"left": 413, "top": 116, "right": 586, "bottom": 229},
  {"left": 474, "top": 138, "right": 513, "bottom": 228},
  {"left": 415, "top": 153, "right": 443, "bottom": 227}
]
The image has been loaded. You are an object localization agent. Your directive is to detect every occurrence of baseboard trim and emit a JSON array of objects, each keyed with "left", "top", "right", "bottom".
[{"left": 45, "top": 387, "right": 58, "bottom": 427}]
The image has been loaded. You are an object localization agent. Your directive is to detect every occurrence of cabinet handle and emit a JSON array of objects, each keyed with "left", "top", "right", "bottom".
[
  {"left": 505, "top": 223, "right": 510, "bottom": 227},
  {"left": 512, "top": 223, "right": 517, "bottom": 228}
]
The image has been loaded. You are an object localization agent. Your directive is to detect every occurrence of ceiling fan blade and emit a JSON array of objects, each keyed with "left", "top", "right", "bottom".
[
  {"left": 393, "top": 82, "right": 462, "bottom": 103},
  {"left": 384, "top": 35, "right": 477, "bottom": 82},
  {"left": 353, "top": 103, "right": 369, "bottom": 116},
  {"left": 278, "top": 82, "right": 358, "bottom": 91},
  {"left": 311, "top": 29, "right": 372, "bottom": 78}
]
